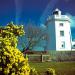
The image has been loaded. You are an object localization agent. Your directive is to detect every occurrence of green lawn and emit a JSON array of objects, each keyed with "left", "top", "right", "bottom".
[{"left": 29, "top": 62, "right": 75, "bottom": 75}]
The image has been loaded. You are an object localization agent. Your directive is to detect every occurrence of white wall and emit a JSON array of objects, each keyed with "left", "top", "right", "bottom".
[
  {"left": 46, "top": 8, "right": 72, "bottom": 51},
  {"left": 54, "top": 15, "right": 72, "bottom": 51}
]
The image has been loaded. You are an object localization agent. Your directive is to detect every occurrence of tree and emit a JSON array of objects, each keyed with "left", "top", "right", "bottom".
[
  {"left": 22, "top": 23, "right": 49, "bottom": 51},
  {"left": 0, "top": 22, "right": 30, "bottom": 75}
]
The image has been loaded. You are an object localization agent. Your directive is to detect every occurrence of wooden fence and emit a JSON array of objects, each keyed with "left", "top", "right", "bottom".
[
  {"left": 25, "top": 54, "right": 51, "bottom": 62},
  {"left": 24, "top": 51, "right": 75, "bottom": 62}
]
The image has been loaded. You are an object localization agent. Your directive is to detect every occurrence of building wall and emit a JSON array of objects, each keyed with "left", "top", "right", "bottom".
[
  {"left": 46, "top": 20, "right": 56, "bottom": 50},
  {"left": 46, "top": 14, "right": 72, "bottom": 51},
  {"left": 72, "top": 41, "right": 75, "bottom": 50},
  {"left": 55, "top": 19, "right": 72, "bottom": 51}
]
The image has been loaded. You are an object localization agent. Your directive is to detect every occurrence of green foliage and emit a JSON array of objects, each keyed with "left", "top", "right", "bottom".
[{"left": 0, "top": 22, "right": 30, "bottom": 75}]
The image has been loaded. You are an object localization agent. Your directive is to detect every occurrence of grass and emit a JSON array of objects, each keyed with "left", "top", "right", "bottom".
[{"left": 29, "top": 62, "right": 75, "bottom": 75}]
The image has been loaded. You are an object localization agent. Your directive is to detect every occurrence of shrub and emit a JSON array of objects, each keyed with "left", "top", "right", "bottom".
[
  {"left": 0, "top": 22, "right": 30, "bottom": 75},
  {"left": 45, "top": 68, "right": 56, "bottom": 75},
  {"left": 29, "top": 68, "right": 38, "bottom": 75}
]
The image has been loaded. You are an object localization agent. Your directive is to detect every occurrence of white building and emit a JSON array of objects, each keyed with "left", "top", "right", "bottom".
[
  {"left": 72, "top": 40, "right": 75, "bottom": 50},
  {"left": 46, "top": 8, "right": 72, "bottom": 51}
]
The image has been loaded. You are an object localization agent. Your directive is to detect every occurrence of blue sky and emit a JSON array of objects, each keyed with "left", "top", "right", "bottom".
[{"left": 0, "top": 0, "right": 75, "bottom": 39}]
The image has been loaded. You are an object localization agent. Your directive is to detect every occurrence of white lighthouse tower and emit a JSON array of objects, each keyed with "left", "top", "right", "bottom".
[{"left": 46, "top": 8, "right": 72, "bottom": 51}]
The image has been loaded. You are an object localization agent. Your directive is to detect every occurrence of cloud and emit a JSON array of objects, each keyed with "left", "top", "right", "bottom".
[
  {"left": 40, "top": 24, "right": 46, "bottom": 28},
  {"left": 66, "top": 13, "right": 75, "bottom": 28}
]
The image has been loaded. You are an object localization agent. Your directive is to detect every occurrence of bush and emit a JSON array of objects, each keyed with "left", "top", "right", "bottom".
[
  {"left": 0, "top": 22, "right": 30, "bottom": 75},
  {"left": 29, "top": 68, "right": 38, "bottom": 75},
  {"left": 45, "top": 68, "right": 56, "bottom": 75}
]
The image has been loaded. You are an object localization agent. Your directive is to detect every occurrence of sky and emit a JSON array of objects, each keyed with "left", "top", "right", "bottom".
[{"left": 0, "top": 0, "right": 75, "bottom": 39}]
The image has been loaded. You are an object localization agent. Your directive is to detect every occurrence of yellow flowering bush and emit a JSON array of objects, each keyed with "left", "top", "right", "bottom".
[
  {"left": 0, "top": 22, "right": 30, "bottom": 75},
  {"left": 29, "top": 67, "right": 38, "bottom": 75},
  {"left": 46, "top": 68, "right": 56, "bottom": 75}
]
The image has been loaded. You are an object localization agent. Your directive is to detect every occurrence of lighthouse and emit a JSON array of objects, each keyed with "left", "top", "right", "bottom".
[{"left": 46, "top": 8, "right": 72, "bottom": 51}]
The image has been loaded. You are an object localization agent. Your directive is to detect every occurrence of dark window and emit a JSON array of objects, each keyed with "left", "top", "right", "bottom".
[
  {"left": 60, "top": 31, "right": 64, "bottom": 36},
  {"left": 53, "top": 11, "right": 58, "bottom": 15},
  {"left": 60, "top": 23, "right": 63, "bottom": 26},
  {"left": 61, "top": 41, "right": 65, "bottom": 48}
]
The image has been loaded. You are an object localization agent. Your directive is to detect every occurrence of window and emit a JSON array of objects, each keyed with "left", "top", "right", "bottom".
[
  {"left": 60, "top": 31, "right": 64, "bottom": 36},
  {"left": 61, "top": 41, "right": 65, "bottom": 48},
  {"left": 53, "top": 11, "right": 58, "bottom": 15},
  {"left": 60, "top": 23, "right": 63, "bottom": 26}
]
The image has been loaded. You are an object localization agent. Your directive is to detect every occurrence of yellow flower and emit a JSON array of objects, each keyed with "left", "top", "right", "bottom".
[
  {"left": 20, "top": 73, "right": 25, "bottom": 75},
  {"left": 47, "top": 68, "right": 56, "bottom": 75},
  {"left": 0, "top": 23, "right": 30, "bottom": 75},
  {"left": 0, "top": 59, "right": 1, "bottom": 63},
  {"left": 0, "top": 67, "right": 2, "bottom": 71},
  {"left": 4, "top": 68, "right": 9, "bottom": 74},
  {"left": 15, "top": 63, "right": 18, "bottom": 66},
  {"left": 11, "top": 73, "right": 15, "bottom": 75}
]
